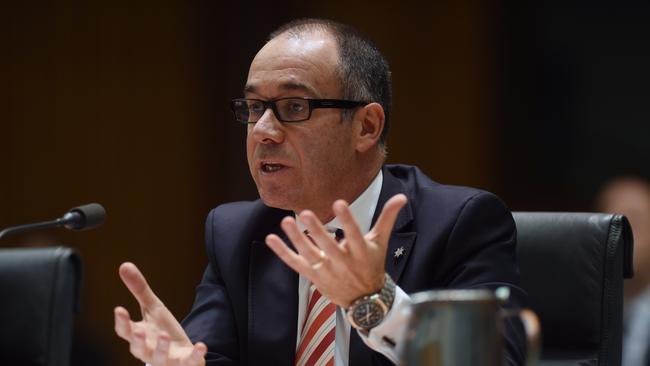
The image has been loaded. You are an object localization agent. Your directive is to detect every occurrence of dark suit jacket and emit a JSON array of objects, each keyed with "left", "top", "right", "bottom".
[{"left": 182, "top": 164, "right": 527, "bottom": 365}]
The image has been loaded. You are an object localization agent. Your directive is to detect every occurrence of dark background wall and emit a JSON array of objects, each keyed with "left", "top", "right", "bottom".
[
  {"left": 500, "top": 1, "right": 650, "bottom": 210},
  {"left": 2, "top": 1, "right": 649, "bottom": 364}
]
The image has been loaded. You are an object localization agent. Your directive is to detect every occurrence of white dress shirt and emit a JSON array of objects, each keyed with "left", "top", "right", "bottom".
[{"left": 295, "top": 170, "right": 412, "bottom": 365}]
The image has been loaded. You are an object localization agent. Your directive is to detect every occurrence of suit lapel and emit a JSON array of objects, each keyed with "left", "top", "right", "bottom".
[
  {"left": 248, "top": 213, "right": 299, "bottom": 365},
  {"left": 373, "top": 166, "right": 417, "bottom": 283},
  {"left": 384, "top": 231, "right": 417, "bottom": 282}
]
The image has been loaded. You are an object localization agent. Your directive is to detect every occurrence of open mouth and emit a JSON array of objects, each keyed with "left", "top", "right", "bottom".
[{"left": 261, "top": 162, "right": 286, "bottom": 173}]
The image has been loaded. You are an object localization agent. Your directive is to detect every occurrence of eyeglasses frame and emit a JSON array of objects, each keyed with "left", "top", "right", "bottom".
[{"left": 230, "top": 97, "right": 369, "bottom": 124}]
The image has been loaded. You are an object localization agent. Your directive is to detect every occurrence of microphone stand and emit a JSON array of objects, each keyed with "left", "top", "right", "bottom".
[
  {"left": 0, "top": 203, "right": 106, "bottom": 241},
  {"left": 0, "top": 218, "right": 67, "bottom": 240}
]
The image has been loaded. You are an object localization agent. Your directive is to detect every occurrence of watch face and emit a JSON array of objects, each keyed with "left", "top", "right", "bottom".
[{"left": 351, "top": 300, "right": 384, "bottom": 329}]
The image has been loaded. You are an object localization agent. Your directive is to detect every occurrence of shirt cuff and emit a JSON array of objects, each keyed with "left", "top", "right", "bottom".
[{"left": 356, "top": 285, "right": 412, "bottom": 364}]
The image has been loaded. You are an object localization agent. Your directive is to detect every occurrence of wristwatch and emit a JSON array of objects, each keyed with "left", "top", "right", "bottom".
[{"left": 346, "top": 273, "right": 396, "bottom": 332}]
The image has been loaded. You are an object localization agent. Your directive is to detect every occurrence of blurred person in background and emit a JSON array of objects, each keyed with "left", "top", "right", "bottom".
[{"left": 597, "top": 177, "right": 650, "bottom": 366}]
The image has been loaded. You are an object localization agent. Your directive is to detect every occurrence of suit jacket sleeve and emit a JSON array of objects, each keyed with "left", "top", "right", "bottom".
[{"left": 181, "top": 208, "right": 239, "bottom": 365}]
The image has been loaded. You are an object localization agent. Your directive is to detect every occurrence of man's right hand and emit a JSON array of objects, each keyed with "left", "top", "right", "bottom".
[{"left": 114, "top": 262, "right": 207, "bottom": 366}]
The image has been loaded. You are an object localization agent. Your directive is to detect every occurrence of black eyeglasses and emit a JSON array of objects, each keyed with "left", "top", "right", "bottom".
[{"left": 230, "top": 97, "right": 368, "bottom": 124}]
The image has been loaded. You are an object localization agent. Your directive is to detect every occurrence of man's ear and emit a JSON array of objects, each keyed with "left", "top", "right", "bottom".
[{"left": 354, "top": 102, "right": 385, "bottom": 153}]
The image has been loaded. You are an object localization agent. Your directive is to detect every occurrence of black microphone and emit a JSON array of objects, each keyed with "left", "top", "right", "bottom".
[{"left": 0, "top": 203, "right": 106, "bottom": 240}]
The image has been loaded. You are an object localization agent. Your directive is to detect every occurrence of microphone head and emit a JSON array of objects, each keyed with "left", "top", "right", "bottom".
[{"left": 63, "top": 203, "right": 107, "bottom": 230}]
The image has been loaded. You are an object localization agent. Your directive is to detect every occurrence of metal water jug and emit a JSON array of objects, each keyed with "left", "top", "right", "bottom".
[{"left": 401, "top": 288, "right": 540, "bottom": 366}]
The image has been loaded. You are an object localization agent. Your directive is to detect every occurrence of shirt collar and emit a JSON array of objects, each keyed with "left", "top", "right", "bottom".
[{"left": 295, "top": 170, "right": 383, "bottom": 235}]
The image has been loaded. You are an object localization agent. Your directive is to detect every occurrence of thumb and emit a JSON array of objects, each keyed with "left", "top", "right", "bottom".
[
  {"left": 119, "top": 262, "right": 161, "bottom": 311},
  {"left": 370, "top": 194, "right": 407, "bottom": 246}
]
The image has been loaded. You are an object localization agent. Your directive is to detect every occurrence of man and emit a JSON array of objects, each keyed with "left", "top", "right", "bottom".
[{"left": 114, "top": 19, "right": 526, "bottom": 365}]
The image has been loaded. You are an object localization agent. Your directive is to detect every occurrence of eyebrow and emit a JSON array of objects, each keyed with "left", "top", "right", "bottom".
[{"left": 243, "top": 81, "right": 319, "bottom": 98}]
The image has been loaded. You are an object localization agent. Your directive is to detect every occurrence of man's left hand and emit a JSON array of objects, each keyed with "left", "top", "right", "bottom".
[{"left": 265, "top": 193, "right": 407, "bottom": 308}]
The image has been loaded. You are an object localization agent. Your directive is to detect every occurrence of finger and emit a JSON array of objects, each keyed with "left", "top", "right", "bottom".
[
  {"left": 152, "top": 333, "right": 171, "bottom": 366},
  {"left": 265, "top": 233, "right": 313, "bottom": 278},
  {"left": 299, "top": 210, "right": 344, "bottom": 260},
  {"left": 130, "top": 329, "right": 151, "bottom": 361},
  {"left": 119, "top": 262, "right": 161, "bottom": 310},
  {"left": 186, "top": 342, "right": 208, "bottom": 365},
  {"left": 332, "top": 200, "right": 367, "bottom": 257},
  {"left": 281, "top": 216, "right": 325, "bottom": 264},
  {"left": 114, "top": 306, "right": 133, "bottom": 341},
  {"left": 370, "top": 194, "right": 407, "bottom": 246}
]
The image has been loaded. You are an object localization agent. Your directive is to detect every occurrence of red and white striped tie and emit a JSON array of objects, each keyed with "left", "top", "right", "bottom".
[
  {"left": 294, "top": 285, "right": 335, "bottom": 366},
  {"left": 295, "top": 229, "right": 343, "bottom": 366}
]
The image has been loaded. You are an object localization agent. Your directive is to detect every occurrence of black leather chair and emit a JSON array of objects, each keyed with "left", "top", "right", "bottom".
[
  {"left": 0, "top": 246, "right": 82, "bottom": 366},
  {"left": 513, "top": 212, "right": 634, "bottom": 366}
]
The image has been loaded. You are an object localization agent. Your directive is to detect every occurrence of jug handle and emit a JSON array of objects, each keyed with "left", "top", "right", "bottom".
[
  {"left": 503, "top": 308, "right": 541, "bottom": 365},
  {"left": 497, "top": 288, "right": 541, "bottom": 365},
  {"left": 518, "top": 309, "right": 541, "bottom": 366}
]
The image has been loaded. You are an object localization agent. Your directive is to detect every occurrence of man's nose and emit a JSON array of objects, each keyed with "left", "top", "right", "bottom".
[{"left": 249, "top": 108, "right": 284, "bottom": 144}]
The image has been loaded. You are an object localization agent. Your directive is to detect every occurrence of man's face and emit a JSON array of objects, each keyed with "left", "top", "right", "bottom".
[{"left": 245, "top": 31, "right": 358, "bottom": 215}]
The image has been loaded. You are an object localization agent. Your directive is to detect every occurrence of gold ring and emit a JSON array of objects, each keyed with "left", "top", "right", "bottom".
[{"left": 310, "top": 250, "right": 326, "bottom": 270}]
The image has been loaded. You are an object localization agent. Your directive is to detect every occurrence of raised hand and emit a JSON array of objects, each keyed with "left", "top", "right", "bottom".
[
  {"left": 265, "top": 193, "right": 407, "bottom": 307},
  {"left": 114, "top": 262, "right": 207, "bottom": 366}
]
